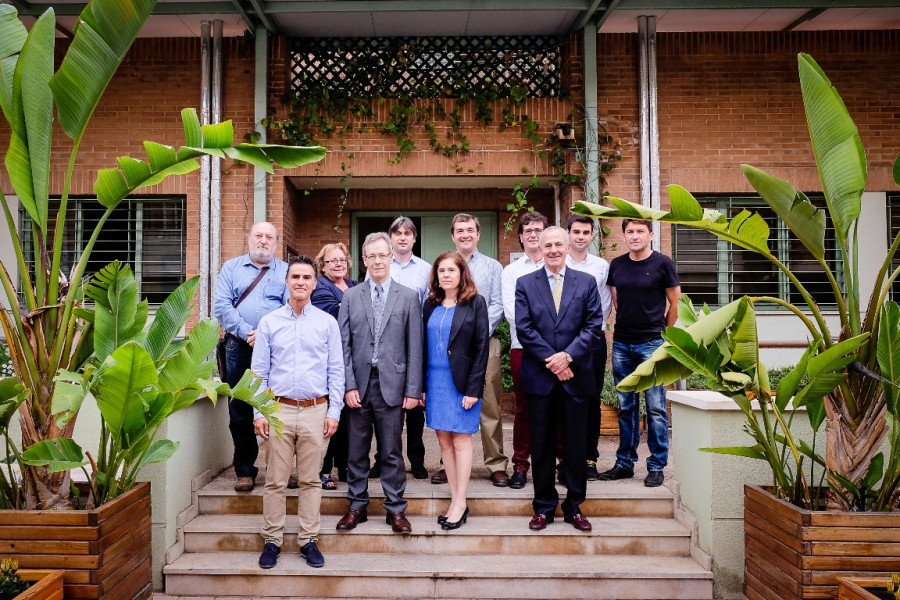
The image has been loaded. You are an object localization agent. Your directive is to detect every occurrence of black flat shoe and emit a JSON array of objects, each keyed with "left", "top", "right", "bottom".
[{"left": 441, "top": 506, "right": 469, "bottom": 530}]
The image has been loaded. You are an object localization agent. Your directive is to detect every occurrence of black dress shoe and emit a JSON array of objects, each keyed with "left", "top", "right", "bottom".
[
  {"left": 564, "top": 513, "right": 593, "bottom": 532},
  {"left": 644, "top": 470, "right": 665, "bottom": 487},
  {"left": 300, "top": 540, "right": 324, "bottom": 568},
  {"left": 441, "top": 506, "right": 468, "bottom": 530},
  {"left": 509, "top": 468, "right": 527, "bottom": 489},
  {"left": 597, "top": 465, "right": 634, "bottom": 481},
  {"left": 411, "top": 464, "right": 429, "bottom": 480}
]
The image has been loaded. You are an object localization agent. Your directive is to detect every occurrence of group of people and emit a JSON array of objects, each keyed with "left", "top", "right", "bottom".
[{"left": 213, "top": 213, "right": 680, "bottom": 570}]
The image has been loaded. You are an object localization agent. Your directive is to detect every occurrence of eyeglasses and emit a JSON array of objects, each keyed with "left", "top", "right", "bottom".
[
  {"left": 523, "top": 228, "right": 544, "bottom": 235},
  {"left": 324, "top": 258, "right": 347, "bottom": 264},
  {"left": 364, "top": 253, "right": 391, "bottom": 261}
]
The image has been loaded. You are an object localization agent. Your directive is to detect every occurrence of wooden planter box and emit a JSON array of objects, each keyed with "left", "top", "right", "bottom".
[
  {"left": 0, "top": 482, "right": 152, "bottom": 600},
  {"left": 600, "top": 404, "right": 620, "bottom": 436},
  {"left": 743, "top": 484, "right": 900, "bottom": 600},
  {"left": 837, "top": 576, "right": 897, "bottom": 600},
  {"left": 14, "top": 570, "right": 64, "bottom": 600}
]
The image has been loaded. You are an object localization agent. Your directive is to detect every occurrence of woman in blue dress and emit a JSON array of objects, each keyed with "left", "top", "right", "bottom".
[
  {"left": 310, "top": 242, "right": 358, "bottom": 489},
  {"left": 422, "top": 251, "right": 489, "bottom": 530}
]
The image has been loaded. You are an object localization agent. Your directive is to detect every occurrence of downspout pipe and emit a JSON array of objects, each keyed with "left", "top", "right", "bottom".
[
  {"left": 253, "top": 28, "right": 269, "bottom": 223},
  {"left": 637, "top": 15, "right": 661, "bottom": 251},
  {"left": 199, "top": 21, "right": 211, "bottom": 319},
  {"left": 210, "top": 20, "right": 223, "bottom": 299},
  {"left": 583, "top": 22, "right": 599, "bottom": 206}
]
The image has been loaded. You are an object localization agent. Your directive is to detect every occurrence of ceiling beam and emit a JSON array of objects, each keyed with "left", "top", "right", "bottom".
[
  {"left": 614, "top": 0, "right": 900, "bottom": 7},
  {"left": 572, "top": 0, "right": 605, "bottom": 32},
  {"left": 229, "top": 0, "right": 258, "bottom": 30},
  {"left": 782, "top": 7, "right": 826, "bottom": 30},
  {"left": 247, "top": 0, "right": 278, "bottom": 33},
  {"left": 594, "top": 0, "right": 624, "bottom": 30},
  {"left": 260, "top": 1, "right": 591, "bottom": 12}
]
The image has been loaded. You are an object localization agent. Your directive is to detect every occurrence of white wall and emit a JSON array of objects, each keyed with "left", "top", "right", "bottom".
[{"left": 0, "top": 195, "right": 18, "bottom": 313}]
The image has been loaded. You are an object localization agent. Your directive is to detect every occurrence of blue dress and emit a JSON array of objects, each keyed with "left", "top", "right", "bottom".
[{"left": 425, "top": 305, "right": 482, "bottom": 434}]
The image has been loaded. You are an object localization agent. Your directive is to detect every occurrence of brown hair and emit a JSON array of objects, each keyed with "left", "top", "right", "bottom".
[
  {"left": 450, "top": 213, "right": 481, "bottom": 234},
  {"left": 314, "top": 242, "right": 352, "bottom": 274},
  {"left": 621, "top": 218, "right": 653, "bottom": 233},
  {"left": 428, "top": 251, "right": 478, "bottom": 305}
]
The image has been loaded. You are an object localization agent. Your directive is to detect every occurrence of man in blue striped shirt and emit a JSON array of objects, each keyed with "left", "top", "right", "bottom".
[{"left": 252, "top": 255, "right": 345, "bottom": 569}]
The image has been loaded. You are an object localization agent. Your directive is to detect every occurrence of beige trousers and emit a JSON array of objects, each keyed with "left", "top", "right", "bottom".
[
  {"left": 261, "top": 402, "right": 328, "bottom": 547},
  {"left": 479, "top": 336, "right": 508, "bottom": 472}
]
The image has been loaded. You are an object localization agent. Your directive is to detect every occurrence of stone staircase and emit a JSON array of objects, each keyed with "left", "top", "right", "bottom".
[{"left": 163, "top": 474, "right": 713, "bottom": 599}]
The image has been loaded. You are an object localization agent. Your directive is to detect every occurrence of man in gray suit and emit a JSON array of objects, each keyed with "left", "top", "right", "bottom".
[{"left": 336, "top": 232, "right": 424, "bottom": 533}]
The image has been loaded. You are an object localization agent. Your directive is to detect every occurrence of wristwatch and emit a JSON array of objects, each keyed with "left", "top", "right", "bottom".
[{"left": 565, "top": 352, "right": 573, "bottom": 364}]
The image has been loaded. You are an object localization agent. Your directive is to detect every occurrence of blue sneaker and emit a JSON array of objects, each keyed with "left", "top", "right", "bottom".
[
  {"left": 300, "top": 540, "right": 325, "bottom": 568},
  {"left": 258, "top": 542, "right": 280, "bottom": 569}
]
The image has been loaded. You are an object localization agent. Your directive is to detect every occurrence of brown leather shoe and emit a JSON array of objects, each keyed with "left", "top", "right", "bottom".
[
  {"left": 564, "top": 513, "right": 592, "bottom": 532},
  {"left": 430, "top": 469, "right": 447, "bottom": 484},
  {"left": 489, "top": 470, "right": 510, "bottom": 487},
  {"left": 336, "top": 508, "right": 367, "bottom": 530},
  {"left": 528, "top": 513, "right": 554, "bottom": 531},
  {"left": 234, "top": 476, "right": 255, "bottom": 492},
  {"left": 386, "top": 511, "right": 412, "bottom": 533}
]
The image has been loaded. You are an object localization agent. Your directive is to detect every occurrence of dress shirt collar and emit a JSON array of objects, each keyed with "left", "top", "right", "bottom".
[
  {"left": 521, "top": 253, "right": 544, "bottom": 267},
  {"left": 240, "top": 253, "right": 278, "bottom": 270},
  {"left": 544, "top": 265, "right": 567, "bottom": 282},
  {"left": 370, "top": 276, "right": 392, "bottom": 296},
  {"left": 393, "top": 254, "right": 422, "bottom": 268},
  {"left": 283, "top": 302, "right": 313, "bottom": 318}
]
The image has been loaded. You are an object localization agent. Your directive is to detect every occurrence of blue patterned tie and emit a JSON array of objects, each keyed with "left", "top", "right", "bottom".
[{"left": 373, "top": 283, "right": 384, "bottom": 363}]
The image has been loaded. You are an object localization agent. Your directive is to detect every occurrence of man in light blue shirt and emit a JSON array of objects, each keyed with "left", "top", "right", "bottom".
[
  {"left": 252, "top": 255, "right": 344, "bottom": 570},
  {"left": 213, "top": 222, "right": 289, "bottom": 492}
]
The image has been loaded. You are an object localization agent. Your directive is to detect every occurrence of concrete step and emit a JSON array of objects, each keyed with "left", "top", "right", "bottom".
[
  {"left": 163, "top": 551, "right": 713, "bottom": 599},
  {"left": 197, "top": 477, "right": 676, "bottom": 519},
  {"left": 183, "top": 513, "right": 692, "bottom": 556}
]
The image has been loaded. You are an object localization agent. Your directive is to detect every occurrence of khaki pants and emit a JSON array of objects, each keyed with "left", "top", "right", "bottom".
[
  {"left": 261, "top": 402, "right": 328, "bottom": 547},
  {"left": 479, "top": 336, "right": 508, "bottom": 472}
]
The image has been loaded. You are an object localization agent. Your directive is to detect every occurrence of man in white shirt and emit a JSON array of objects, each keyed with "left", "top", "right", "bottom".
[
  {"left": 566, "top": 215, "right": 613, "bottom": 480},
  {"left": 501, "top": 211, "right": 549, "bottom": 489}
]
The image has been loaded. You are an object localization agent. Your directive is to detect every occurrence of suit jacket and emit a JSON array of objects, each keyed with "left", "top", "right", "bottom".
[
  {"left": 339, "top": 279, "right": 424, "bottom": 406},
  {"left": 311, "top": 276, "right": 358, "bottom": 320},
  {"left": 515, "top": 267, "right": 604, "bottom": 398},
  {"left": 423, "top": 295, "right": 490, "bottom": 398}
]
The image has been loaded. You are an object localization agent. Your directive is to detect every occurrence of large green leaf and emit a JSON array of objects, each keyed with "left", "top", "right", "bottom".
[
  {"left": 699, "top": 445, "right": 767, "bottom": 460},
  {"left": 742, "top": 165, "right": 826, "bottom": 261},
  {"left": 49, "top": 369, "right": 88, "bottom": 427},
  {"left": 21, "top": 437, "right": 88, "bottom": 472},
  {"left": 157, "top": 319, "right": 218, "bottom": 394},
  {"left": 85, "top": 262, "right": 146, "bottom": 362},
  {"left": 5, "top": 10, "right": 54, "bottom": 233},
  {"left": 798, "top": 53, "right": 866, "bottom": 241},
  {"left": 0, "top": 5, "right": 28, "bottom": 128},
  {"left": 144, "top": 276, "right": 200, "bottom": 361},
  {"left": 877, "top": 302, "right": 900, "bottom": 413},
  {"left": 50, "top": 0, "right": 156, "bottom": 140},
  {"left": 94, "top": 342, "right": 158, "bottom": 438},
  {"left": 95, "top": 109, "right": 327, "bottom": 209},
  {"left": 136, "top": 439, "right": 179, "bottom": 470},
  {"left": 0, "top": 376, "right": 27, "bottom": 429}
]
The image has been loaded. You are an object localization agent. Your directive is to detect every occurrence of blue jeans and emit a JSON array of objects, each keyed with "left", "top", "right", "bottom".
[
  {"left": 612, "top": 338, "right": 668, "bottom": 472},
  {"left": 225, "top": 334, "right": 259, "bottom": 479}
]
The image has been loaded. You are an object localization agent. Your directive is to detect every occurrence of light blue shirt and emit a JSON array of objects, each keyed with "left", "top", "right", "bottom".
[
  {"left": 465, "top": 251, "right": 504, "bottom": 335},
  {"left": 251, "top": 303, "right": 345, "bottom": 421},
  {"left": 369, "top": 276, "right": 392, "bottom": 305},
  {"left": 545, "top": 266, "right": 567, "bottom": 292},
  {"left": 213, "top": 254, "right": 289, "bottom": 340},
  {"left": 390, "top": 254, "right": 430, "bottom": 305}
]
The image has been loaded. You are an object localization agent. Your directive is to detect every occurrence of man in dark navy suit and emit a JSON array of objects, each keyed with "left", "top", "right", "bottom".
[{"left": 515, "top": 226, "right": 605, "bottom": 532}]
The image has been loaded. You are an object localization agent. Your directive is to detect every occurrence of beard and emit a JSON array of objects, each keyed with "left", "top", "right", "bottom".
[{"left": 249, "top": 245, "right": 274, "bottom": 264}]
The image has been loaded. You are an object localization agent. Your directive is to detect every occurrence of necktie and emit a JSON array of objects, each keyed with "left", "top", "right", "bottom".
[
  {"left": 552, "top": 273, "right": 563, "bottom": 314},
  {"left": 373, "top": 283, "right": 385, "bottom": 363}
]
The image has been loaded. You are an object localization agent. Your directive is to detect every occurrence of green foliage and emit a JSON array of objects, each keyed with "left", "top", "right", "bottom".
[
  {"left": 496, "top": 320, "right": 513, "bottom": 392},
  {"left": 21, "top": 264, "right": 278, "bottom": 507},
  {"left": 0, "top": 0, "right": 323, "bottom": 509},
  {"left": 574, "top": 54, "right": 900, "bottom": 511}
]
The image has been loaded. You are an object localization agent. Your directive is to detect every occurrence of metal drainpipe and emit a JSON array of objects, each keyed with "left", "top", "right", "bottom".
[
  {"left": 638, "top": 15, "right": 661, "bottom": 251},
  {"left": 210, "top": 20, "right": 223, "bottom": 302},
  {"left": 583, "top": 23, "right": 599, "bottom": 206},
  {"left": 253, "top": 28, "right": 269, "bottom": 224},
  {"left": 198, "top": 21, "right": 211, "bottom": 319}
]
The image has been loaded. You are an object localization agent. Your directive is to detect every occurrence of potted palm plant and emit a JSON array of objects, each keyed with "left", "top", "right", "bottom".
[
  {"left": 0, "top": 1, "right": 318, "bottom": 597},
  {"left": 571, "top": 53, "right": 900, "bottom": 599}
]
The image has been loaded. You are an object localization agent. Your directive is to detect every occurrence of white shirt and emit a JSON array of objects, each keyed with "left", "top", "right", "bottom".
[
  {"left": 566, "top": 253, "right": 613, "bottom": 326},
  {"left": 501, "top": 253, "right": 544, "bottom": 349}
]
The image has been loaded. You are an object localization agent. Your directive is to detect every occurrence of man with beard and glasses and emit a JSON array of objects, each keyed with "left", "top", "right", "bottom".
[{"left": 214, "top": 222, "right": 289, "bottom": 492}]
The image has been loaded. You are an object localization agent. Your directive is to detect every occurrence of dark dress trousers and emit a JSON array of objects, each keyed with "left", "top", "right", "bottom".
[
  {"left": 515, "top": 268, "right": 604, "bottom": 518},
  {"left": 423, "top": 295, "right": 490, "bottom": 399}
]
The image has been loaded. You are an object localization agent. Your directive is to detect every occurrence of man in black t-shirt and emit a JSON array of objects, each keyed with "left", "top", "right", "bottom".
[{"left": 599, "top": 219, "right": 681, "bottom": 487}]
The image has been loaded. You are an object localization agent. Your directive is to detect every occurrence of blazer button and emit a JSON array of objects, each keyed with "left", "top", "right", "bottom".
[{"left": 447, "top": 350, "right": 451, "bottom": 355}]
